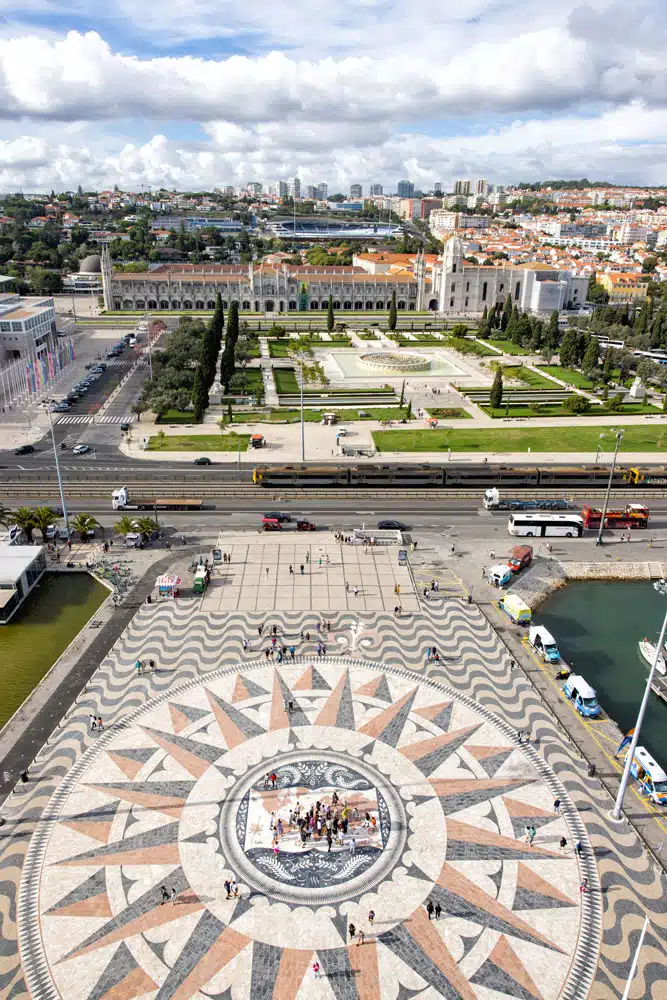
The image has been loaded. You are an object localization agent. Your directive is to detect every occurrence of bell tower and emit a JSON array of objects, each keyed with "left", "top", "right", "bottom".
[
  {"left": 101, "top": 246, "right": 113, "bottom": 311},
  {"left": 414, "top": 250, "right": 426, "bottom": 311}
]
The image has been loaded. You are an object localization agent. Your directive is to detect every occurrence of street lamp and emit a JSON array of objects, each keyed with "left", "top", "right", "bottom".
[
  {"left": 595, "top": 428, "right": 624, "bottom": 546},
  {"left": 46, "top": 406, "right": 70, "bottom": 540},
  {"left": 613, "top": 579, "right": 667, "bottom": 820}
]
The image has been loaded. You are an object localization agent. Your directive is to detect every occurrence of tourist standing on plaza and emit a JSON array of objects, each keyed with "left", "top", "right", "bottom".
[
  {"left": 426, "top": 900, "right": 435, "bottom": 920},
  {"left": 368, "top": 910, "right": 375, "bottom": 927}
]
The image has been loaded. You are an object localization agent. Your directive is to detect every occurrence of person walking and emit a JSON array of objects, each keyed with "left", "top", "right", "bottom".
[
  {"left": 368, "top": 910, "right": 375, "bottom": 927},
  {"left": 579, "top": 877, "right": 589, "bottom": 894},
  {"left": 560, "top": 836, "right": 568, "bottom": 852},
  {"left": 89, "top": 714, "right": 97, "bottom": 732},
  {"left": 160, "top": 886, "right": 170, "bottom": 905},
  {"left": 575, "top": 840, "right": 583, "bottom": 857},
  {"left": 170, "top": 887, "right": 178, "bottom": 905},
  {"left": 354, "top": 585, "right": 359, "bottom": 597},
  {"left": 349, "top": 923, "right": 356, "bottom": 942},
  {"left": 435, "top": 902, "right": 442, "bottom": 919},
  {"left": 96, "top": 716, "right": 103, "bottom": 731},
  {"left": 289, "top": 564, "right": 293, "bottom": 574},
  {"left": 312, "top": 961, "right": 321, "bottom": 980},
  {"left": 306, "top": 552, "right": 310, "bottom": 563},
  {"left": 224, "top": 879, "right": 231, "bottom": 899},
  {"left": 426, "top": 900, "right": 435, "bottom": 920},
  {"left": 242, "top": 638, "right": 249, "bottom": 652},
  {"left": 357, "top": 928, "right": 365, "bottom": 946},
  {"left": 553, "top": 798, "right": 561, "bottom": 815},
  {"left": 266, "top": 567, "right": 270, "bottom": 579},
  {"left": 258, "top": 623, "right": 264, "bottom": 636},
  {"left": 528, "top": 825, "right": 536, "bottom": 846},
  {"left": 300, "top": 564, "right": 305, "bottom": 575},
  {"left": 349, "top": 836, "right": 356, "bottom": 855},
  {"left": 136, "top": 660, "right": 142, "bottom": 676}
]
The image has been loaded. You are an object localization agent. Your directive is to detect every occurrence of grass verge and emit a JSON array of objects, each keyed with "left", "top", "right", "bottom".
[
  {"left": 372, "top": 424, "right": 667, "bottom": 453},
  {"left": 148, "top": 433, "right": 251, "bottom": 452}
]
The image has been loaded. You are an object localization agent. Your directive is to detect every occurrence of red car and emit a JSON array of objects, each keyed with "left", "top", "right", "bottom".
[
  {"left": 262, "top": 517, "right": 282, "bottom": 531},
  {"left": 296, "top": 520, "right": 316, "bottom": 531}
]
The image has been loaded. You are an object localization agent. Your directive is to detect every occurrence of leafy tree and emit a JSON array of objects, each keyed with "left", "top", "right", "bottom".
[
  {"left": 642, "top": 256, "right": 658, "bottom": 273},
  {"left": 71, "top": 513, "right": 99, "bottom": 541},
  {"left": 327, "top": 294, "right": 334, "bottom": 332},
  {"left": 489, "top": 368, "right": 503, "bottom": 409},
  {"left": 13, "top": 506, "right": 35, "bottom": 543},
  {"left": 563, "top": 394, "right": 590, "bottom": 414},
  {"left": 31, "top": 506, "right": 58, "bottom": 541},
  {"left": 548, "top": 310, "right": 559, "bottom": 339},
  {"left": 607, "top": 393, "right": 624, "bottom": 411},
  {"left": 587, "top": 279, "right": 609, "bottom": 304},
  {"left": 388, "top": 291, "right": 397, "bottom": 331},
  {"left": 582, "top": 338, "right": 600, "bottom": 374},
  {"left": 558, "top": 329, "right": 578, "bottom": 367},
  {"left": 663, "top": 392, "right": 667, "bottom": 414}
]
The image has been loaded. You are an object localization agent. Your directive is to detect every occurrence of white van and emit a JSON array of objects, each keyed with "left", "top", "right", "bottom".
[
  {"left": 529, "top": 625, "right": 561, "bottom": 663},
  {"left": 563, "top": 674, "right": 600, "bottom": 718},
  {"left": 627, "top": 746, "right": 667, "bottom": 805}
]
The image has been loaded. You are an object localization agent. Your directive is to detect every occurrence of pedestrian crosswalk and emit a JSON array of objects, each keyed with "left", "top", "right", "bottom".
[{"left": 54, "top": 414, "right": 133, "bottom": 425}]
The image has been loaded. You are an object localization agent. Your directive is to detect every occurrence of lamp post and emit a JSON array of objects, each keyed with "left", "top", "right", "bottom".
[
  {"left": 621, "top": 915, "right": 650, "bottom": 1000},
  {"left": 595, "top": 434, "right": 604, "bottom": 465},
  {"left": 47, "top": 405, "right": 70, "bottom": 539},
  {"left": 613, "top": 580, "right": 667, "bottom": 820},
  {"left": 595, "top": 428, "right": 624, "bottom": 546},
  {"left": 299, "top": 359, "right": 305, "bottom": 462}
]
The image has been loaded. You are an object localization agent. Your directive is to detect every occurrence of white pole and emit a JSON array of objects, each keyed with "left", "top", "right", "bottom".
[
  {"left": 47, "top": 406, "right": 70, "bottom": 538},
  {"left": 621, "top": 915, "right": 649, "bottom": 1000},
  {"left": 596, "top": 429, "right": 623, "bottom": 545},
  {"left": 613, "top": 603, "right": 667, "bottom": 819}
]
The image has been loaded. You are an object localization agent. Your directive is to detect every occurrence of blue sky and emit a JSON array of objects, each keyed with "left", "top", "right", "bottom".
[{"left": 0, "top": 0, "right": 666, "bottom": 192}]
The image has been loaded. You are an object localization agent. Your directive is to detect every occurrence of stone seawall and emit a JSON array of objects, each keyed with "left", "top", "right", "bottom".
[{"left": 511, "top": 558, "right": 667, "bottom": 610}]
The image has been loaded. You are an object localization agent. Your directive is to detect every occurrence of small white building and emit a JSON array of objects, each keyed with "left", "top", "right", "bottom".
[{"left": 0, "top": 545, "right": 46, "bottom": 623}]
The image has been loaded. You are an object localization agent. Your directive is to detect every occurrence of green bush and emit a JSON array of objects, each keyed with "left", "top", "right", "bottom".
[{"left": 563, "top": 394, "right": 590, "bottom": 414}]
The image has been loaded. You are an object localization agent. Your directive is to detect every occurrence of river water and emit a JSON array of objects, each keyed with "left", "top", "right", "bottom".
[
  {"left": 539, "top": 581, "right": 667, "bottom": 763},
  {"left": 0, "top": 572, "right": 107, "bottom": 730}
]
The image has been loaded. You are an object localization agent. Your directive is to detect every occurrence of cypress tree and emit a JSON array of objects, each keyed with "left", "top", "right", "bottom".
[
  {"left": 192, "top": 365, "right": 207, "bottom": 422},
  {"left": 220, "top": 301, "right": 239, "bottom": 391},
  {"left": 489, "top": 368, "right": 503, "bottom": 409},
  {"left": 602, "top": 347, "right": 614, "bottom": 383},
  {"left": 388, "top": 290, "right": 397, "bottom": 331},
  {"left": 327, "top": 294, "right": 334, "bottom": 332},
  {"left": 500, "top": 294, "right": 512, "bottom": 331}
]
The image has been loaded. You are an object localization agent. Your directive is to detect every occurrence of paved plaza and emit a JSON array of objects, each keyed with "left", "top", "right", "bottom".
[
  {"left": 200, "top": 533, "right": 423, "bottom": 613},
  {"left": 1, "top": 579, "right": 666, "bottom": 998}
]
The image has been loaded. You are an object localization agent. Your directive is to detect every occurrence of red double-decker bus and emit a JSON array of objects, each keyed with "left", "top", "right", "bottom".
[{"left": 581, "top": 503, "right": 649, "bottom": 529}]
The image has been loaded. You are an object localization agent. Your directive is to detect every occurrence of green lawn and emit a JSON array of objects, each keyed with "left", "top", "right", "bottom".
[
  {"left": 442, "top": 336, "right": 496, "bottom": 357},
  {"left": 273, "top": 368, "right": 300, "bottom": 394},
  {"left": 155, "top": 409, "right": 196, "bottom": 424},
  {"left": 373, "top": 425, "right": 667, "bottom": 453},
  {"left": 268, "top": 340, "right": 291, "bottom": 358},
  {"left": 505, "top": 366, "right": 558, "bottom": 389},
  {"left": 148, "top": 433, "right": 251, "bottom": 451},
  {"left": 426, "top": 407, "right": 472, "bottom": 419},
  {"left": 479, "top": 339, "right": 530, "bottom": 355},
  {"left": 357, "top": 332, "right": 380, "bottom": 340},
  {"left": 538, "top": 366, "right": 596, "bottom": 389},
  {"left": 235, "top": 407, "right": 411, "bottom": 424}
]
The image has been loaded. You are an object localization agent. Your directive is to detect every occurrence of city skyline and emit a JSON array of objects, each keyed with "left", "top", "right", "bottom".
[{"left": 0, "top": 2, "right": 665, "bottom": 192}]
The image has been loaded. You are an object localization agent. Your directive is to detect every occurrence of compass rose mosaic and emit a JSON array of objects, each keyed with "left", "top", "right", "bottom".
[{"left": 21, "top": 660, "right": 594, "bottom": 1000}]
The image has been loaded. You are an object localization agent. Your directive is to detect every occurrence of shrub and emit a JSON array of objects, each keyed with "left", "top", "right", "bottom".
[{"left": 563, "top": 394, "right": 590, "bottom": 414}]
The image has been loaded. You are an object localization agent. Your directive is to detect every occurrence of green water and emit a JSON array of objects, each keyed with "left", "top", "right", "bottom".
[
  {"left": 0, "top": 572, "right": 108, "bottom": 730},
  {"left": 539, "top": 581, "right": 667, "bottom": 763}
]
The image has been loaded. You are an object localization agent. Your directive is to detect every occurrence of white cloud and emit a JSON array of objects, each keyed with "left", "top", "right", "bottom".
[
  {"left": 0, "top": 2, "right": 665, "bottom": 189},
  {"left": 2, "top": 102, "right": 667, "bottom": 192}
]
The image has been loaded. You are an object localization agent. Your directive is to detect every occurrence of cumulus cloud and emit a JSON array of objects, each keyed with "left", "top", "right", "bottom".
[{"left": 0, "top": 1, "right": 665, "bottom": 189}]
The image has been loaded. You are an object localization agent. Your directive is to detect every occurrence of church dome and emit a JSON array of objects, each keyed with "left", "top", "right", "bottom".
[{"left": 79, "top": 254, "right": 102, "bottom": 274}]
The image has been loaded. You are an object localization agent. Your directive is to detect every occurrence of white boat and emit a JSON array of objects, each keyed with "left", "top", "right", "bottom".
[{"left": 638, "top": 639, "right": 667, "bottom": 676}]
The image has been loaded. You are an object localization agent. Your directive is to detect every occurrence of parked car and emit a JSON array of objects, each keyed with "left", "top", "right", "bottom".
[
  {"left": 72, "top": 444, "right": 90, "bottom": 455},
  {"left": 296, "top": 520, "right": 316, "bottom": 531},
  {"left": 378, "top": 519, "right": 408, "bottom": 530},
  {"left": 53, "top": 403, "right": 70, "bottom": 412},
  {"left": 193, "top": 457, "right": 212, "bottom": 465},
  {"left": 264, "top": 511, "right": 291, "bottom": 522},
  {"left": 14, "top": 444, "right": 36, "bottom": 455}
]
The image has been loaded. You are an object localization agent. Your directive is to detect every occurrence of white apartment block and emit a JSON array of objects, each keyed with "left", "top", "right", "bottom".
[{"left": 0, "top": 287, "right": 58, "bottom": 366}]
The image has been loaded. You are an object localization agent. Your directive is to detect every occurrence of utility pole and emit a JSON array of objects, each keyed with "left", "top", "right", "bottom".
[
  {"left": 596, "top": 428, "right": 624, "bottom": 545},
  {"left": 614, "top": 587, "right": 667, "bottom": 820},
  {"left": 47, "top": 406, "right": 70, "bottom": 539}
]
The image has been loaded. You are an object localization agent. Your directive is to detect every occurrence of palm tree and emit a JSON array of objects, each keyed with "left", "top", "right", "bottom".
[
  {"left": 114, "top": 515, "right": 137, "bottom": 537},
  {"left": 0, "top": 504, "right": 14, "bottom": 528},
  {"left": 31, "top": 506, "right": 58, "bottom": 542},
  {"left": 134, "top": 516, "right": 159, "bottom": 542},
  {"left": 13, "top": 506, "right": 36, "bottom": 543},
  {"left": 71, "top": 513, "right": 100, "bottom": 542}
]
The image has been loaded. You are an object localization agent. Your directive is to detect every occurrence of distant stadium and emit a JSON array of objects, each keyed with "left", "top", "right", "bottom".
[{"left": 265, "top": 218, "right": 402, "bottom": 240}]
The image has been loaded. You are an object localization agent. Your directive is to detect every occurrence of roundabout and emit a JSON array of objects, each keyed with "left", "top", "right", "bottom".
[{"left": 22, "top": 659, "right": 598, "bottom": 1000}]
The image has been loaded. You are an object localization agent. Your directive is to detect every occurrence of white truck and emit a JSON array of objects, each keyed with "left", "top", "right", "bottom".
[{"left": 112, "top": 487, "right": 203, "bottom": 512}]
